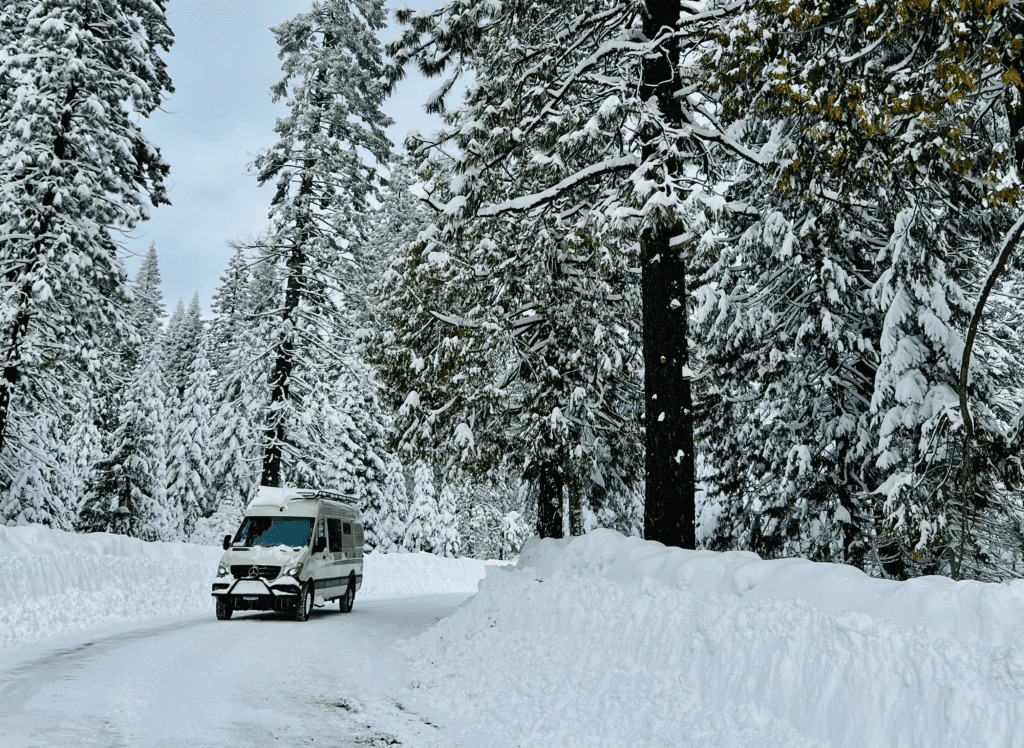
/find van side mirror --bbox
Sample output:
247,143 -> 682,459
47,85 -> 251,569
313,537 -> 327,553
223,534 -> 232,551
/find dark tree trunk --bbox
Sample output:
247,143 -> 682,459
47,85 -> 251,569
568,485 -> 583,536
260,240 -> 305,488
639,0 -> 695,549
259,30 -> 340,489
535,460 -> 564,539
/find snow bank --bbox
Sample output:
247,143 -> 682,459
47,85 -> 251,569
402,529 -> 1024,748
0,525 -> 497,649
518,530 -> 1024,648
0,525 -> 221,649
361,549 -> 505,598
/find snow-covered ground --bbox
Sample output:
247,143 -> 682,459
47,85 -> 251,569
3,524 -> 1023,747
0,524 -> 497,649
402,531 -> 1024,748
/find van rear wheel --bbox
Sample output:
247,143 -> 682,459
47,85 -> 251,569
216,597 -> 233,620
339,578 -> 354,613
295,582 -> 314,622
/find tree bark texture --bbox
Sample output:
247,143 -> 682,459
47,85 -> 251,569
535,460 -> 565,539
639,0 -> 696,549
260,194 -> 309,488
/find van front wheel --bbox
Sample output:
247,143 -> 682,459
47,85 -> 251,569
295,582 -> 314,622
215,597 -> 233,620
339,580 -> 354,614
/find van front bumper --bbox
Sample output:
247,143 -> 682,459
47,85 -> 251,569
212,577 -> 301,611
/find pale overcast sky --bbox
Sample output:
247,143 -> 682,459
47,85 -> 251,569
124,0 -> 442,313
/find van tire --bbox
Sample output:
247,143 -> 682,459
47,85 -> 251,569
295,582 -> 314,622
216,597 -> 233,620
339,578 -> 355,613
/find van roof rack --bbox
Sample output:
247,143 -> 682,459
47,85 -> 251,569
292,489 -> 358,502
250,485 -> 359,510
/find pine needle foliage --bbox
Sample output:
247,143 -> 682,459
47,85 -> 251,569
0,0 -> 173,456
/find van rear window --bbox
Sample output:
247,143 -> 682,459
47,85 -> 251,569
233,517 -> 314,548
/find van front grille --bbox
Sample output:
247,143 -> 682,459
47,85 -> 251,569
231,565 -> 281,580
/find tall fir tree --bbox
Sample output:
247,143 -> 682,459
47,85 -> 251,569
403,460 -> 439,552
698,0 -> 1024,579
206,343 -> 261,529
125,242 -> 166,371
0,409 -> 73,528
436,481 -> 460,558
166,342 -> 213,539
76,350 -> 176,541
161,299 -> 184,395
249,0 -> 393,488
368,455 -> 408,552
208,244 -> 251,378
162,293 -> 204,400
0,0 -> 173,457
383,0 -> 750,545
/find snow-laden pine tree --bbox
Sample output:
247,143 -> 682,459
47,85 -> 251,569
208,244 -> 251,378
325,371 -> 394,536
0,409 -> 73,528
364,157 -> 427,278
161,299 -> 184,395
372,200 -> 645,539
64,394 -> 105,518
125,242 -> 166,371
403,461 -> 439,553
206,345 -> 260,518
248,0 -> 393,488
166,343 -> 213,539
456,472 -> 535,558
369,455 -> 408,552
700,0 -> 1024,579
87,241 -> 167,469
383,0 -> 751,546
76,351 -> 176,541
0,0 -> 173,457
464,502 -> 498,559
436,481 -> 460,557
162,293 -> 204,400
500,510 -> 527,561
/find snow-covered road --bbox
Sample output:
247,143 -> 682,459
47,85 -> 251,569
0,594 -> 477,748
6,525 -> 1024,748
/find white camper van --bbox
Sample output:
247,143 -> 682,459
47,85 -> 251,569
211,487 -> 364,621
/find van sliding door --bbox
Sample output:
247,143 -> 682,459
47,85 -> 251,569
323,518 -> 346,598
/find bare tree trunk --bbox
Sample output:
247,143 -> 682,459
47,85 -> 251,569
568,485 -> 583,536
953,77 -> 1024,579
535,460 -> 564,539
259,240 -> 304,487
954,211 -> 1024,578
639,0 -> 695,549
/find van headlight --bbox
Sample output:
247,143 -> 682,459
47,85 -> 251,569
285,564 -> 303,577
217,565 -> 229,577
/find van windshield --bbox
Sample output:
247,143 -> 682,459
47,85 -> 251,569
233,517 -> 313,548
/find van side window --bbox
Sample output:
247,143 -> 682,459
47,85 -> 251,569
343,522 -> 351,535
327,518 -> 343,552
